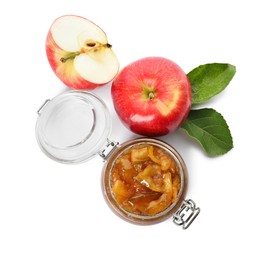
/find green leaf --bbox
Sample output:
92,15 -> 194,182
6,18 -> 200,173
181,108 -> 233,156
188,63 -> 236,104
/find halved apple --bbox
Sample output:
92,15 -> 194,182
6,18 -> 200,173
46,15 -> 119,90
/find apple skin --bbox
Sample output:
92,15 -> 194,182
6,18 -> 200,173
46,15 -> 119,90
111,57 -> 192,136
46,29 -> 99,90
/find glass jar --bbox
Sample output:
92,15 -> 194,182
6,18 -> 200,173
102,138 -> 188,225
36,90 -> 200,228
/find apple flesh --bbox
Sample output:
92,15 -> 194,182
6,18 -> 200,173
111,57 -> 192,136
46,15 -> 119,90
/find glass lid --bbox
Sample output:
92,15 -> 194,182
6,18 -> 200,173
36,90 -> 111,164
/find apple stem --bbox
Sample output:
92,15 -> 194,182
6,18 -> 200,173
60,52 -> 80,63
149,92 -> 155,100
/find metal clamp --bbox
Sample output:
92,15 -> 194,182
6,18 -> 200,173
37,99 -> 51,115
99,139 -> 119,162
173,199 -> 200,229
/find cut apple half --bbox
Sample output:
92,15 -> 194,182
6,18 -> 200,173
46,15 -> 119,90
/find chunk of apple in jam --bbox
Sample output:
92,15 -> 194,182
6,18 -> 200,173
147,172 -> 173,215
131,146 -> 149,162
135,164 -> 164,192
111,180 -> 134,204
148,146 -> 171,171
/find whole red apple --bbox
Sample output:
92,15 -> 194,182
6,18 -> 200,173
111,57 -> 192,136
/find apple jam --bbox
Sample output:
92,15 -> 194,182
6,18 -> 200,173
110,144 -> 181,216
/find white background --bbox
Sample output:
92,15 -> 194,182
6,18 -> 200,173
1,0 -> 270,259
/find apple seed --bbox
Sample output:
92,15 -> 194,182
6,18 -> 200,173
86,42 -> 96,47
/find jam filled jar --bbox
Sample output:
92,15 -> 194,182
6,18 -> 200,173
36,91 -> 200,228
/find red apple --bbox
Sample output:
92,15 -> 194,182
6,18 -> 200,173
111,57 -> 192,136
46,15 -> 119,90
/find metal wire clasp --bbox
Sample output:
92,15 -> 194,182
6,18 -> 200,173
173,199 -> 200,229
99,139 -> 119,162
37,99 -> 51,115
